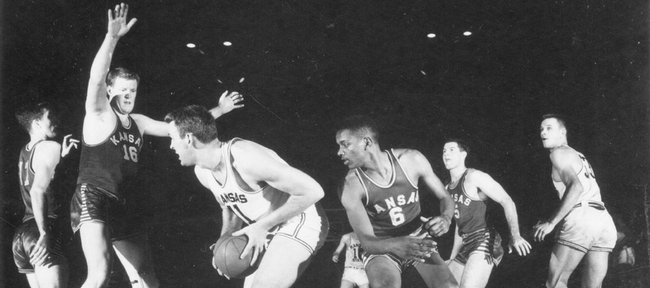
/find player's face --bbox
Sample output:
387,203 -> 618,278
108,77 -> 138,114
168,122 -> 194,166
336,129 -> 367,169
540,118 -> 566,149
36,110 -> 57,138
442,142 -> 465,170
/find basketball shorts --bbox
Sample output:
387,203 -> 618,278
453,227 -> 504,266
12,218 -> 68,273
363,225 -> 440,273
555,201 -> 617,253
70,183 -> 145,241
269,206 -> 329,254
342,267 -> 369,286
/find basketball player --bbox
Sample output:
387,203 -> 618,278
332,232 -> 369,288
165,105 -> 329,288
442,139 -> 531,288
72,4 -> 243,288
534,114 -> 617,288
335,115 -> 457,288
13,102 -> 78,288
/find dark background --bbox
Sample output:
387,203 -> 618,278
1,0 -> 648,287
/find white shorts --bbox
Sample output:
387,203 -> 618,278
342,268 -> 369,286
269,207 -> 329,254
556,201 -> 617,253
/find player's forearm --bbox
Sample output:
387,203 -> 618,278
209,106 -> 226,119
220,208 -> 243,236
501,200 -> 522,238
255,191 -> 322,231
86,35 -> 119,111
89,35 -> 119,85
549,183 -> 582,226
29,188 -> 49,235
439,196 -> 455,221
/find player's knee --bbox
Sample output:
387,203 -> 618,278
368,276 -> 399,288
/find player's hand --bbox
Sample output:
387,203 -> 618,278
391,236 -> 437,263
61,134 -> 79,158
421,216 -> 451,237
217,91 -> 245,114
332,254 -> 339,263
107,3 -> 137,39
508,234 -> 532,256
533,221 -> 556,242
232,223 -> 267,265
29,234 -> 52,267
209,241 -> 231,280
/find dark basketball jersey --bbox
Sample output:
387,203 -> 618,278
18,140 -> 60,222
447,169 -> 487,235
77,114 -> 142,199
355,149 -> 421,237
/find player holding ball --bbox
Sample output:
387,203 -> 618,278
165,105 -> 329,288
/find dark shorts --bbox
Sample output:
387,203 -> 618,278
70,183 -> 145,241
363,225 -> 440,273
12,218 -> 68,273
454,227 -> 504,266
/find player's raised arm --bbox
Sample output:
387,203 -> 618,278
27,141 -> 62,266
86,3 -> 136,114
470,170 -> 531,256
132,91 -> 244,137
534,148 -> 584,241
404,149 -> 453,237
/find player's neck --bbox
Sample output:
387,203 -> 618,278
27,133 -> 47,150
449,166 -> 467,182
549,142 -> 569,153
196,140 -> 224,170
364,150 -> 391,179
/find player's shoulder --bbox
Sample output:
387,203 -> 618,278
34,140 -> 61,155
549,146 -> 580,164
341,170 -> 364,200
392,148 -> 426,162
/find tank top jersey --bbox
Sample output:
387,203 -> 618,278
195,138 -> 320,225
77,114 -> 142,199
552,150 -> 602,203
18,140 -> 60,222
344,234 -> 364,269
447,169 -> 487,235
355,149 -> 421,238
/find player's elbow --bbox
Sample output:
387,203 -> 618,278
309,186 -> 324,203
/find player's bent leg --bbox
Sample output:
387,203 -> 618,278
34,260 -> 69,288
448,260 -> 465,286
340,279 -> 355,288
580,251 -> 609,288
79,222 -> 112,288
546,244 -> 585,288
457,253 -> 493,288
25,273 -> 40,288
248,235 -> 313,288
365,256 -> 402,288
112,233 -> 159,288
415,252 -> 458,288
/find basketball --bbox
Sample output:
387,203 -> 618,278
211,235 -> 259,279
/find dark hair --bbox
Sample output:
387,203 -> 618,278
444,138 -> 470,154
106,67 -> 140,87
15,102 -> 56,132
542,113 -> 567,128
335,115 -> 380,143
164,105 -> 219,143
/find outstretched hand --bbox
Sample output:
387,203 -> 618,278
508,235 -> 532,256
107,3 -> 137,39
533,220 -> 556,242
61,134 -> 79,158
231,223 -> 267,266
218,91 -> 245,114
